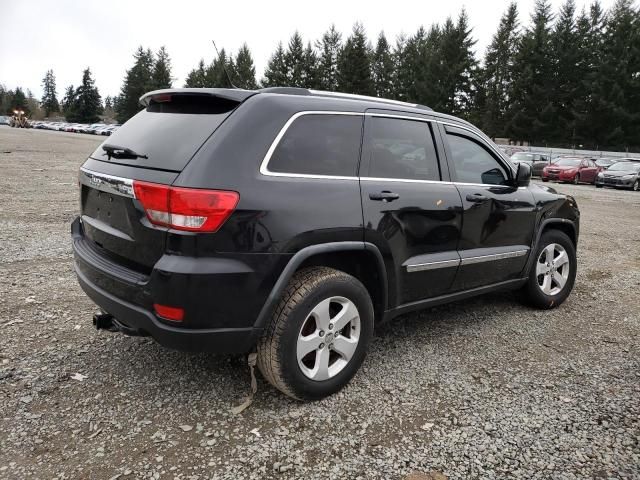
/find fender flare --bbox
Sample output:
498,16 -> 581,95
523,218 -> 577,275
253,241 -> 388,329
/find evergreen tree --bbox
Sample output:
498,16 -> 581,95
392,34 -> 410,101
507,0 -> 555,145
71,68 -> 102,123
372,32 -> 395,98
205,49 -> 235,87
396,25 -> 446,108
234,44 -> 258,89
316,25 -> 342,91
116,46 -> 154,123
151,46 -> 173,90
112,95 -> 122,115
337,23 -> 374,95
62,85 -> 76,118
438,10 -> 478,117
301,42 -> 320,88
262,43 -> 288,87
41,69 -> 60,116
26,89 -> 43,120
591,0 -> 640,149
103,96 -> 115,119
482,3 -> 520,138
0,85 -> 10,115
550,0 -> 582,145
184,59 -> 208,87
284,32 -> 306,87
573,2 -> 607,147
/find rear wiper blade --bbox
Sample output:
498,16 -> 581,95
102,144 -> 148,160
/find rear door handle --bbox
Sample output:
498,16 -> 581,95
369,191 -> 400,202
466,193 -> 488,203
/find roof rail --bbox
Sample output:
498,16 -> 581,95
259,87 -> 432,111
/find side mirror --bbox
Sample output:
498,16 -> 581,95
515,162 -> 531,187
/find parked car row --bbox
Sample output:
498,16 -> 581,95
511,152 -> 640,191
29,121 -> 120,135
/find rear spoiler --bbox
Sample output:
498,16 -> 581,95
139,88 -> 257,107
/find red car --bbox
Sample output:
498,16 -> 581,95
542,157 -> 601,184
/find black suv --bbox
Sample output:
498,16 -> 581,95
72,88 -> 580,400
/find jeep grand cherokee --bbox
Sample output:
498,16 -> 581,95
72,88 -> 580,400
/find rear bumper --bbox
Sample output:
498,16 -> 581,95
75,265 -> 260,353
71,217 -> 286,353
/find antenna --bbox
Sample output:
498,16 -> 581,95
211,40 -> 236,89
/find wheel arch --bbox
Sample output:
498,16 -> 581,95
253,242 -> 388,330
523,218 -> 577,276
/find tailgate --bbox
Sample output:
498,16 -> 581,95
79,168 -> 173,270
78,91 -> 247,271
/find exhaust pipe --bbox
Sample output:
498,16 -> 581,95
93,312 -> 117,331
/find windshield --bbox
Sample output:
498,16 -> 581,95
511,153 -> 534,161
554,159 -> 581,167
89,94 -> 239,171
608,162 -> 640,172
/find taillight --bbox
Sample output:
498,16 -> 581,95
153,303 -> 184,322
132,181 -> 239,232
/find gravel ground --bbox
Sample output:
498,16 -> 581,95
0,127 -> 639,480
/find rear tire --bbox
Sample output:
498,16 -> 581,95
596,184 -> 603,188
257,267 -> 374,401
518,230 -> 576,309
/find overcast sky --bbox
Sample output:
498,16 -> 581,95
0,0 -> 618,100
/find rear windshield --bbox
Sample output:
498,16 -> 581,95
89,94 -> 238,172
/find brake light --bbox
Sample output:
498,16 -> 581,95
151,93 -> 172,103
133,181 -> 239,232
154,303 -> 184,322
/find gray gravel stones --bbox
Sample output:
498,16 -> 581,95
0,128 -> 638,479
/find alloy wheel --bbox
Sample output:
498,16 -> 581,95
296,296 -> 361,381
536,243 -> 570,296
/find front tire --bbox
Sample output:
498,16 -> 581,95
572,174 -> 580,185
257,267 -> 374,401
633,180 -> 639,191
518,230 -> 576,309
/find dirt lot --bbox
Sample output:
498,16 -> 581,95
0,127 -> 638,480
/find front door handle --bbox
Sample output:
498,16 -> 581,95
466,193 -> 488,203
369,191 -> 400,202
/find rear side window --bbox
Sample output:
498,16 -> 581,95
367,117 -> 440,181
268,114 -> 363,176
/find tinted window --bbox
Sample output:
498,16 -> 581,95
555,158 -> 581,167
89,95 -> 239,171
368,117 -> 440,181
447,134 -> 509,185
269,114 -> 362,176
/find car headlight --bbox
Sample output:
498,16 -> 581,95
622,174 -> 634,180
597,172 -> 604,178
